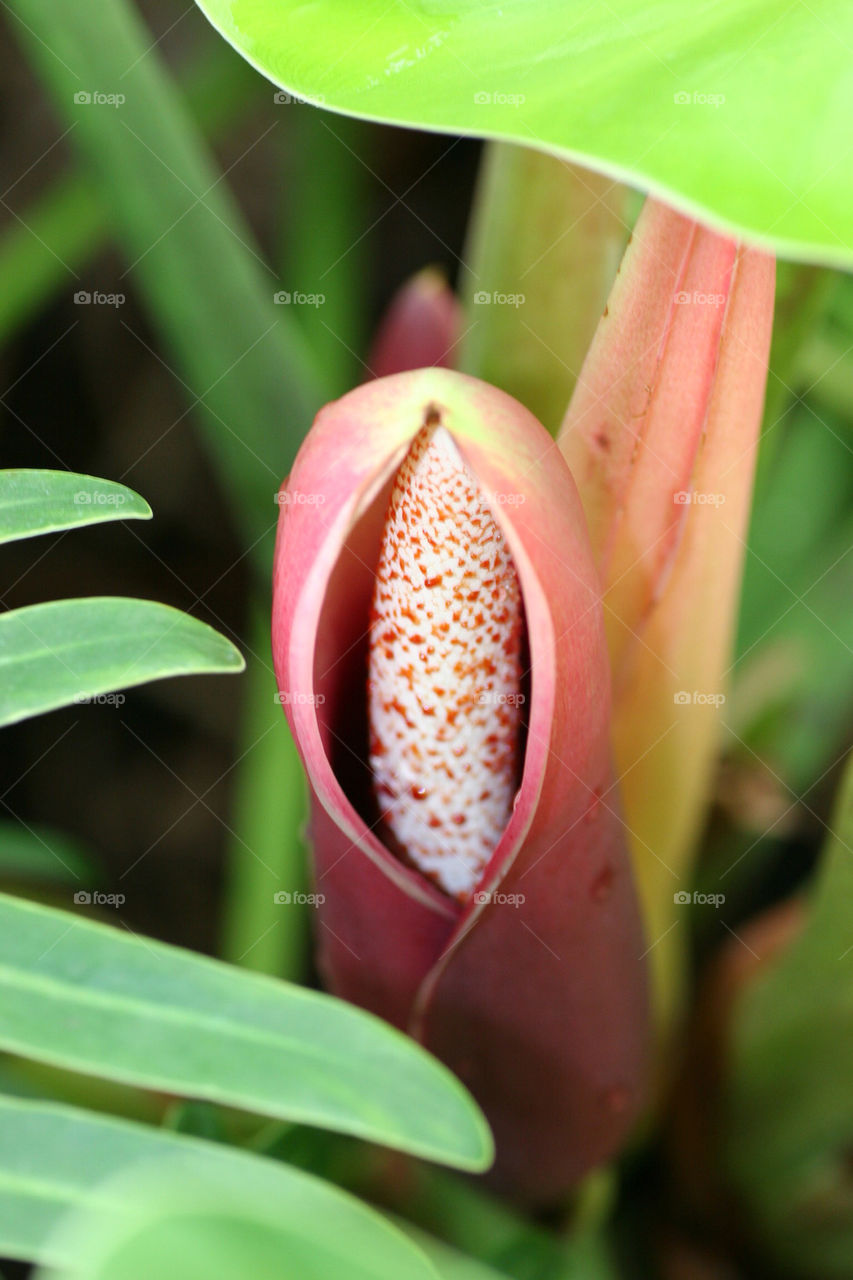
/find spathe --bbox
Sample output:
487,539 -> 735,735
273,368 -> 649,1201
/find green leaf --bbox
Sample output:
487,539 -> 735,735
0,893 -> 492,1171
397,1225 -> 505,1280
725,755 -> 853,1276
0,37 -> 265,348
0,598 -> 245,728
0,471 -> 150,544
0,1097 -> 437,1278
194,0 -> 853,267
8,0 -> 328,556
0,821 -> 94,885
282,109 -> 370,398
733,408 -> 853,790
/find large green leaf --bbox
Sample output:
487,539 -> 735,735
0,471 -> 150,544
194,0 -> 853,267
0,598 -> 244,728
0,893 -> 492,1171
0,1097 -> 436,1278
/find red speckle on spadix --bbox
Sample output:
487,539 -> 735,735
368,423 -> 523,899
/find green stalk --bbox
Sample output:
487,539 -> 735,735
254,1122 -> 619,1280
280,109 -> 369,397
395,1168 -> 618,1280
459,142 -> 628,434
220,609 -> 309,979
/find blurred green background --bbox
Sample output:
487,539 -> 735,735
1,2 -> 852,1277
0,0 -> 479,956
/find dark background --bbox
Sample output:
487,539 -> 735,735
0,0 -> 479,953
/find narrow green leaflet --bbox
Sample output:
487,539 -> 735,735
194,0 -> 853,267
0,822 -> 94,885
0,1097 -> 437,1279
0,894 -> 492,1171
725,755 -> 853,1277
0,598 -> 244,728
0,471 -> 150,544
